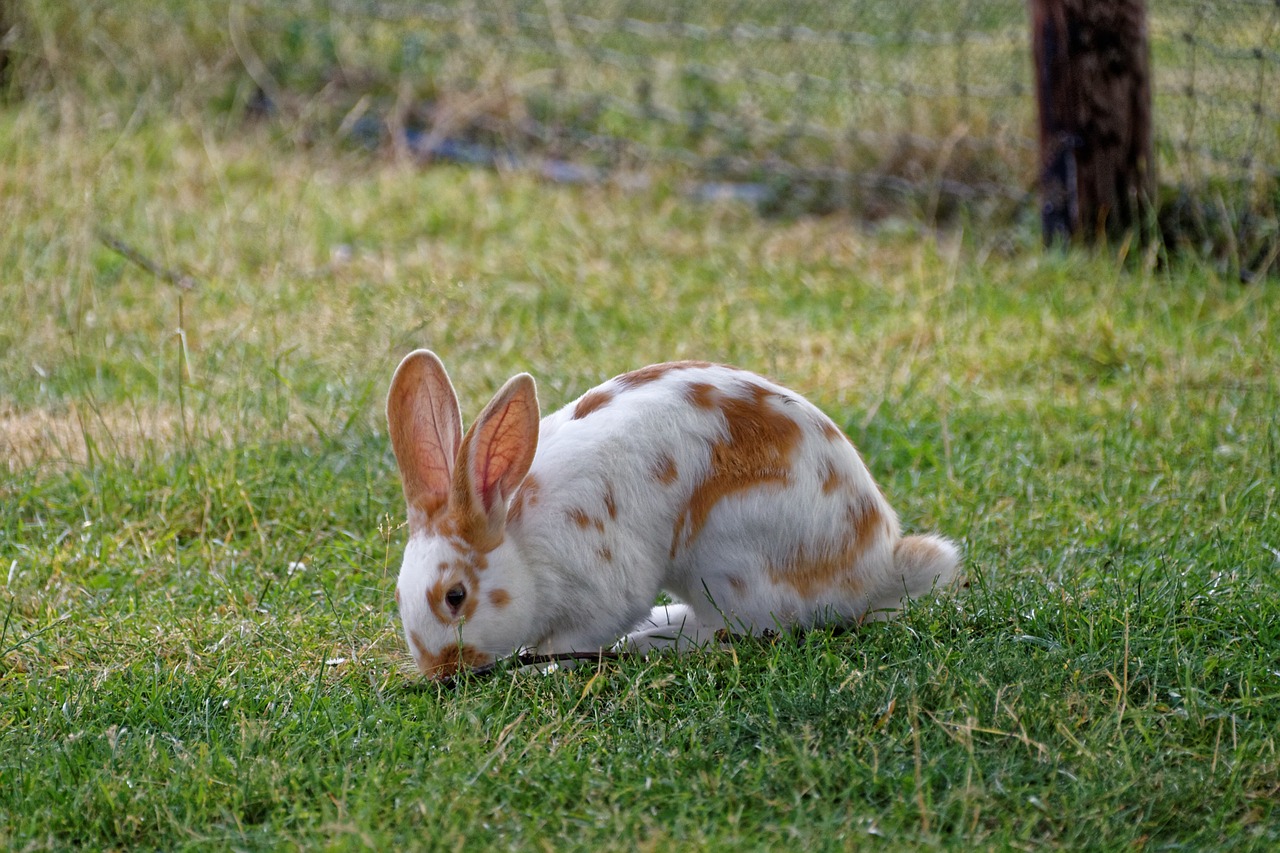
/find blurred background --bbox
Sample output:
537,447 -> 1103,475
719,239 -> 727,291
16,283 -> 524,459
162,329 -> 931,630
4,0 -> 1277,261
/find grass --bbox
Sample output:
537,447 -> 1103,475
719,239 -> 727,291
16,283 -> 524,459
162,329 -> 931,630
3,3 -> 1280,850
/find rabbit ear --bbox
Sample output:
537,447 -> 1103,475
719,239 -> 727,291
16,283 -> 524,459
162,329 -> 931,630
387,350 -> 463,527
454,373 -> 539,530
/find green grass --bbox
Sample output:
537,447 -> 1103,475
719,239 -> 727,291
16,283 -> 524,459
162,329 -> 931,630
3,3 -> 1280,850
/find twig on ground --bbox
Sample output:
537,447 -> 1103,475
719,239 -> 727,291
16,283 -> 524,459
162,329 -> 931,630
439,650 -> 628,689
96,230 -> 199,291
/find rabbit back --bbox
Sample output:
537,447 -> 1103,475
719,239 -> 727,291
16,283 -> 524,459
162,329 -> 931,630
511,361 -> 922,644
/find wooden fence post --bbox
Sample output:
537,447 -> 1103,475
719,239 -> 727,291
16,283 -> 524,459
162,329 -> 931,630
1029,0 -> 1155,245
0,1 -> 12,91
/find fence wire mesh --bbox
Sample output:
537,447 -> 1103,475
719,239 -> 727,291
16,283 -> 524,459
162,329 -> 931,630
97,2 -> 1280,256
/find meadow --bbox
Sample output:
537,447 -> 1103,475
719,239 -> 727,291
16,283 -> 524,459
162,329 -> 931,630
2,2 -> 1279,849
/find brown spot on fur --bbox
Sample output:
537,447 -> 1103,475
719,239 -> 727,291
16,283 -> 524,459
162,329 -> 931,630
435,551 -> 487,575
572,388 -> 615,420
567,508 -> 605,532
686,382 -> 717,409
597,546 -> 613,563
507,474 -> 541,524
405,501 -> 448,536
652,453 -> 679,485
412,637 -> 490,679
615,361 -> 714,389
821,459 -> 848,495
409,630 -> 430,661
671,382 -> 802,557
433,507 -> 503,553
488,588 -> 511,609
820,420 -> 846,443
408,496 -> 448,528
603,483 -> 618,519
849,497 -> 892,542
727,575 -> 747,593
767,497 -> 888,597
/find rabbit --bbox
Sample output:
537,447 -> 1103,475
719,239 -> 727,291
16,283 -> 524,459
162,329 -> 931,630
387,350 -> 960,679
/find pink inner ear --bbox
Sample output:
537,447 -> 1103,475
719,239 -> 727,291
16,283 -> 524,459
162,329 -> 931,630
477,431 -> 523,512
387,351 -> 462,520
474,403 -> 532,513
469,375 -> 539,516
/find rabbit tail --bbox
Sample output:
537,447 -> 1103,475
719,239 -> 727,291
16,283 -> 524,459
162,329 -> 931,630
864,534 -> 961,620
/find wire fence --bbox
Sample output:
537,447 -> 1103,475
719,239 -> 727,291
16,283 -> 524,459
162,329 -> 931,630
241,1 -> 1278,259
1148,1 -> 1279,268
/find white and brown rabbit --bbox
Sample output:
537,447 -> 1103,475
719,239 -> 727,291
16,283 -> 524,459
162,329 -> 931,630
387,350 -> 960,678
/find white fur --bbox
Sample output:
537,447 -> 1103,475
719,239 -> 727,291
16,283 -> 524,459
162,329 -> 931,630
388,353 -> 960,676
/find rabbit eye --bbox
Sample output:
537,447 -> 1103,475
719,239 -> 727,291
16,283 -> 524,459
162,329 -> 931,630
445,584 -> 467,612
